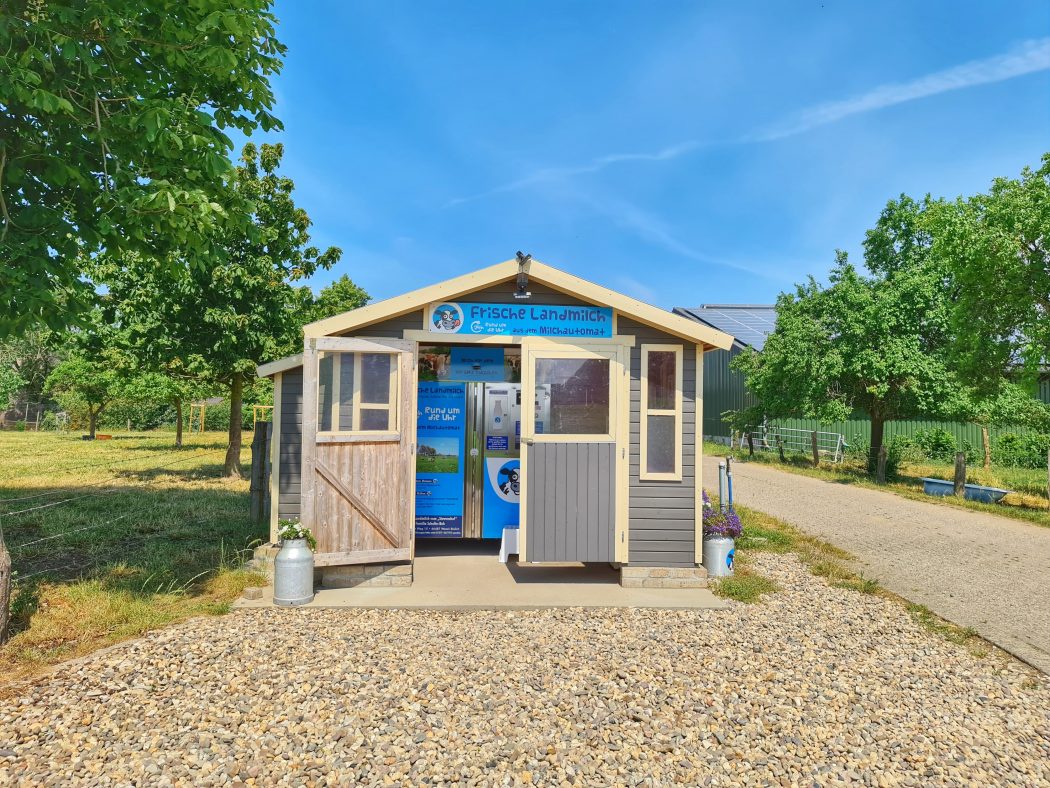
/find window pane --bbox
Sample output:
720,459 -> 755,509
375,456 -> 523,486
647,351 -> 676,411
647,414 -> 676,473
360,408 -> 389,431
337,352 -> 355,431
361,353 -> 392,404
317,353 -> 334,431
535,358 -> 610,434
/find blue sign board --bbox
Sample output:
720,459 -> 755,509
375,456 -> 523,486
486,435 -> 509,452
482,458 -> 520,538
450,347 -> 506,382
415,382 -> 466,537
428,302 -> 613,338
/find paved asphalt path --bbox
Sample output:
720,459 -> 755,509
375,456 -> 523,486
704,455 -> 1050,674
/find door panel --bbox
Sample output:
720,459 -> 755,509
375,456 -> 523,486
301,337 -> 416,567
520,341 -> 628,563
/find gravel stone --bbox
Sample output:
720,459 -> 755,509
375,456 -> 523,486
1,553 -> 1048,785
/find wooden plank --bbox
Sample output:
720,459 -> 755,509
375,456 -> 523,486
300,341 -> 318,538
314,336 -> 414,352
315,458 -> 400,547
314,548 -> 411,567
315,432 -> 400,444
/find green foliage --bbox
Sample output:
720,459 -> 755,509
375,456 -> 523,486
0,1 -> 287,336
310,275 -> 370,323
0,365 -> 23,410
44,352 -> 122,434
713,572 -> 778,603
993,432 -> 1050,469
912,427 -> 959,463
733,218 -> 964,474
39,411 -> 64,431
98,142 -> 338,474
0,329 -> 55,405
935,154 -> 1050,388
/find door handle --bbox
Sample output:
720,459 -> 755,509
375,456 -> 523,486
524,438 -> 535,445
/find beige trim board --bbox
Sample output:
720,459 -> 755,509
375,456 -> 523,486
257,353 -> 303,378
694,345 -> 705,565
269,372 -> 282,543
639,344 -> 684,482
303,259 -> 733,350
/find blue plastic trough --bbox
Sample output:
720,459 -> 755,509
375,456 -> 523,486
920,477 -> 1012,504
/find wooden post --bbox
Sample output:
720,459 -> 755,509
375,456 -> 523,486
982,425 -> 991,470
954,452 -> 966,497
0,523 -> 10,644
876,445 -> 887,484
249,426 -> 267,525
777,435 -> 785,462
746,432 -> 754,457
811,430 -> 819,467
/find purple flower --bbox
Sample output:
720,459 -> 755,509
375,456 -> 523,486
702,489 -> 742,539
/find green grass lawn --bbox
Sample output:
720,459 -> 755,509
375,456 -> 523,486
704,440 -> 1050,529
416,454 -> 459,473
0,431 -> 267,683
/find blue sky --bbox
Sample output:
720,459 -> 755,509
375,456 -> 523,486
252,1 -> 1050,309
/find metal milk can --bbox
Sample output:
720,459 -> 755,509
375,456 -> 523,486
703,535 -> 736,578
273,538 -> 314,606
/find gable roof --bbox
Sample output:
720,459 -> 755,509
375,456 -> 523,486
305,258 -> 734,350
672,304 -> 776,350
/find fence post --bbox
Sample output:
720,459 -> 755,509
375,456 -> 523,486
0,523 -> 10,644
954,452 -> 966,497
876,445 -> 887,484
811,430 -> 819,467
777,435 -> 785,463
249,427 -> 267,525
746,432 -> 754,457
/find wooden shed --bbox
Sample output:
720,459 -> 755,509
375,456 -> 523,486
257,258 -> 733,589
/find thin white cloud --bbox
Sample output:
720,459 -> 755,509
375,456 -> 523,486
445,37 -> 1050,205
755,37 -> 1050,141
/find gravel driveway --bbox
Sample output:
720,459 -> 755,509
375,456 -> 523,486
705,455 -> 1050,675
2,554 -> 1048,786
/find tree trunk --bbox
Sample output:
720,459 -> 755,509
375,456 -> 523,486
982,425 -> 991,470
0,524 -> 11,644
88,407 -> 98,439
225,375 -> 244,479
175,397 -> 184,448
869,413 -> 886,477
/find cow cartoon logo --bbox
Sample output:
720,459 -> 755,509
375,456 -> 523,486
431,303 -> 463,333
486,459 -> 520,503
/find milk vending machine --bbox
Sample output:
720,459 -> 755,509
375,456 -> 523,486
463,383 -> 522,538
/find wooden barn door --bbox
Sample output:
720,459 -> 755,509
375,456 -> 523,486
301,337 -> 416,566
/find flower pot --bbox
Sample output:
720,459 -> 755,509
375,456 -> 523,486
273,538 -> 314,606
703,535 -> 735,578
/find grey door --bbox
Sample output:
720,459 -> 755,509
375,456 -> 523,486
520,344 -> 627,562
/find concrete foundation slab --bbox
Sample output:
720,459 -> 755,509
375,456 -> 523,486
236,540 -> 727,611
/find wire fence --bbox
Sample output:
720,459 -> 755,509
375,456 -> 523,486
735,425 -> 847,463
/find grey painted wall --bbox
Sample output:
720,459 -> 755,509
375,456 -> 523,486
526,442 -> 615,562
277,368 -> 303,522
619,317 -> 698,568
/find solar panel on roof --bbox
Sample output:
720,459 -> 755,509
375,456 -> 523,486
672,305 -> 776,350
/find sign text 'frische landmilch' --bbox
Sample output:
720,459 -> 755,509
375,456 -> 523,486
427,302 -> 613,338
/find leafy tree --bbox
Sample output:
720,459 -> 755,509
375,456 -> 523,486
310,274 -> 370,322
733,241 -> 964,473
935,154 -> 1050,389
0,328 -> 55,405
45,352 -> 122,438
0,0 -> 286,335
961,382 -> 1050,468
102,143 -> 340,477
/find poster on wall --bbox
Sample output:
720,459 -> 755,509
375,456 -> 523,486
415,382 -> 466,537
482,457 -> 520,539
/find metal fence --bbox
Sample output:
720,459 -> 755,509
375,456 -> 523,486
735,425 -> 846,463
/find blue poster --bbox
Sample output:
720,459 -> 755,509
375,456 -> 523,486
482,457 -> 520,538
450,347 -> 505,382
415,382 -> 466,537
428,302 -> 613,338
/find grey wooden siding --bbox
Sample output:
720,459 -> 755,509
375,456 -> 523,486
619,317 -> 698,567
526,442 -> 615,562
278,368 -> 303,521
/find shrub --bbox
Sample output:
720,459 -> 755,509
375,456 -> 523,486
39,411 -> 64,431
993,432 -> 1050,469
912,427 -> 958,463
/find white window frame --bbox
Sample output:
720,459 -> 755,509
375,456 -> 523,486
316,349 -> 400,442
639,343 -> 683,481
527,347 -> 620,443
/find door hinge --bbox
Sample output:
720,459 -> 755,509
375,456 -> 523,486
621,532 -> 624,542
